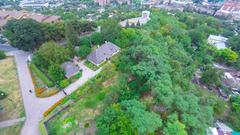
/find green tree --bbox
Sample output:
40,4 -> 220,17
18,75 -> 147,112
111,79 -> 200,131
41,22 -> 65,41
0,50 -> 6,60
216,48 -> 238,64
228,96 -> 240,131
101,19 -> 121,42
201,66 -> 223,87
48,64 -> 65,83
65,20 -> 80,47
164,113 -> 188,135
227,35 -> 240,53
3,19 -> 44,51
76,45 -> 91,58
121,100 -> 162,134
67,42 -> 75,58
90,32 -> 103,45
96,105 -> 135,135
36,41 -> 70,66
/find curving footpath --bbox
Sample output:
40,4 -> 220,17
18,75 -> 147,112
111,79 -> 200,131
4,50 -> 101,135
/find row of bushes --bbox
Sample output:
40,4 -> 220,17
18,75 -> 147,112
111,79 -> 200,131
39,120 -> 48,135
29,64 -> 54,87
84,61 -> 99,71
36,88 -> 59,98
43,98 -> 64,117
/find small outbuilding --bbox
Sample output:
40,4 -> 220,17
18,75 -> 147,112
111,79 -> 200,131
86,41 -> 120,66
207,35 -> 228,50
61,61 -> 80,79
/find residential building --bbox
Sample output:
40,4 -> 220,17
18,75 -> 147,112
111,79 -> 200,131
0,10 -> 61,29
119,10 -> 151,27
215,0 -> 240,20
87,41 -> 120,66
19,2 -> 50,8
95,0 -> 110,6
95,0 -> 131,6
207,35 -> 228,49
61,62 -> 80,79
25,14 -> 60,23
170,0 -> 193,5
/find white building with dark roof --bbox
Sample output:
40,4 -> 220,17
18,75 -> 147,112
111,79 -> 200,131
119,11 -> 151,27
87,42 -> 120,66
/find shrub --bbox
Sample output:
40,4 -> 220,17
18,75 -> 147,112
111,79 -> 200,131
96,93 -> 106,101
0,51 -> 6,60
35,88 -> 45,97
30,64 -> 54,87
84,99 -> 97,108
84,60 -> 99,71
215,48 -> 238,64
59,79 -> 70,88
43,98 -> 64,117
38,89 -> 59,98
0,91 -> 7,100
69,72 -> 82,82
84,123 -> 90,128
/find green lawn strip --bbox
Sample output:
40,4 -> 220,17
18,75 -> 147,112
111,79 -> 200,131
39,119 -> 48,135
0,57 -> 25,121
29,64 -> 54,87
69,72 -> 82,83
84,61 -> 99,71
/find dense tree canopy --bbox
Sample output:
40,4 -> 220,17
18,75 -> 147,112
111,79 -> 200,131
34,41 -> 70,67
3,19 -> 45,51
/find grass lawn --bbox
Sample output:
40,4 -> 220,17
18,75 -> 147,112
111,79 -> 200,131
0,57 -> 25,121
0,122 -> 23,135
46,63 -> 117,135
84,61 -> 100,71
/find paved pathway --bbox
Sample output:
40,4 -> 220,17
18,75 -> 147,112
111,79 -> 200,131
0,44 -> 18,51
65,60 -> 102,94
3,50 -> 101,135
0,117 -> 25,128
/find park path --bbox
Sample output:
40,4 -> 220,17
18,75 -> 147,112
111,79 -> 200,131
0,117 -> 25,128
3,50 -> 101,135
64,60 -> 102,94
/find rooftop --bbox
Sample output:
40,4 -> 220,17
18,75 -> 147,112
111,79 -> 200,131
87,42 -> 120,65
61,62 -> 80,79
207,35 -> 228,49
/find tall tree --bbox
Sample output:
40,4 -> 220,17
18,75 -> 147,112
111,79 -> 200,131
3,19 -> 45,51
36,41 -> 70,66
96,106 -> 135,135
48,64 -> 65,83
101,19 -> 121,42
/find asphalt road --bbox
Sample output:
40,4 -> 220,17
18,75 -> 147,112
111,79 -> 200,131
0,44 -> 18,51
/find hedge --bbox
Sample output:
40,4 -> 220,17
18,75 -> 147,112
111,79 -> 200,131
39,120 -> 48,135
29,64 -> 54,87
43,98 -> 64,117
36,89 -> 59,98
